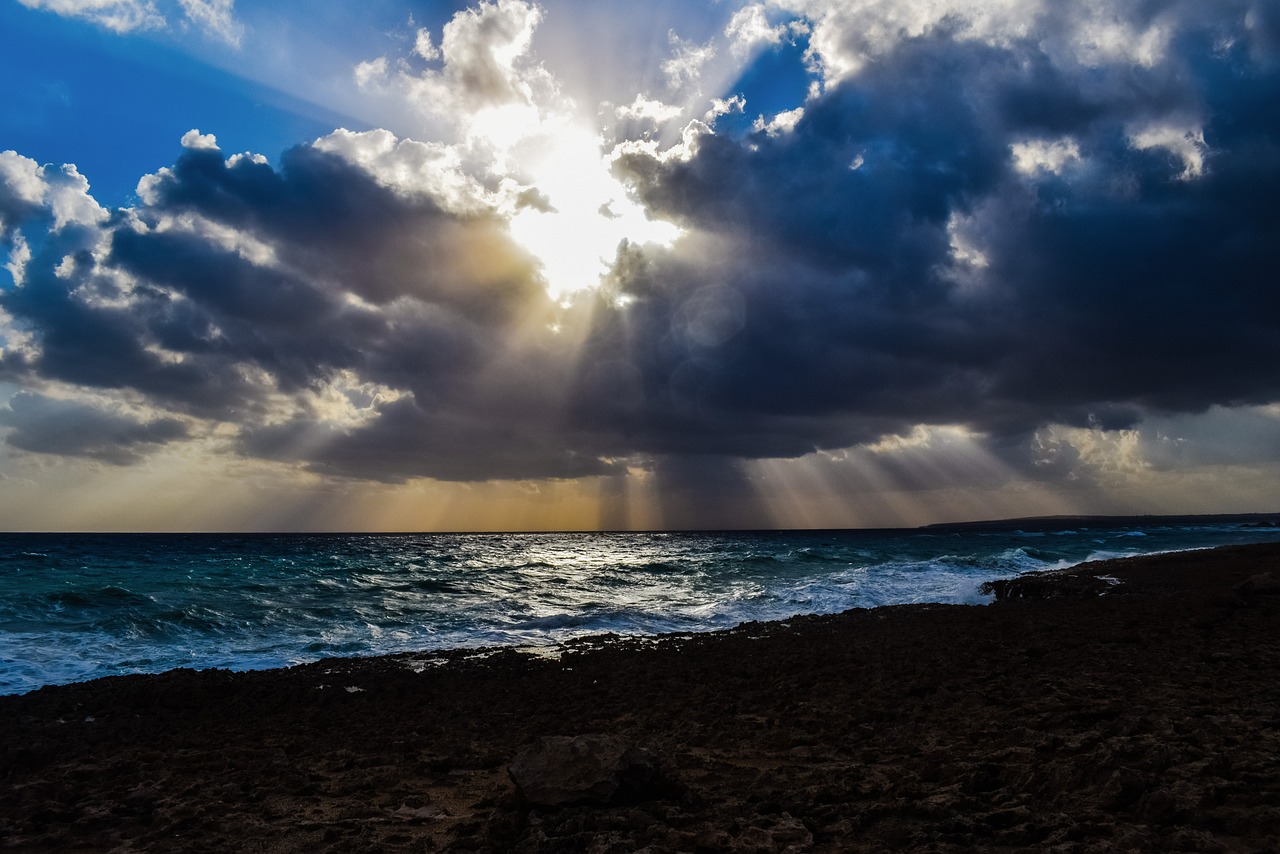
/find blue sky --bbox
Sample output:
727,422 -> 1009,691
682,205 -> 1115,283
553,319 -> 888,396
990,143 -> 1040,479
0,1 -> 810,204
1,0 -> 1279,531
0,3 -> 363,206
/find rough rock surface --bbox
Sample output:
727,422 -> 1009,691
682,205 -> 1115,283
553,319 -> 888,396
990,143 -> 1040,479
2,542 -> 1279,852
507,735 -> 669,806
980,569 -> 1117,600
1236,571 -> 1280,596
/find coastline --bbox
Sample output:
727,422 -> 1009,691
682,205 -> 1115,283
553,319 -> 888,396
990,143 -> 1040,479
7,524 -> 1277,696
3,541 -> 1279,851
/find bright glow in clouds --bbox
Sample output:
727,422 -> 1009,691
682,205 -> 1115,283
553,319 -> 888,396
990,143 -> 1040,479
506,124 -> 679,298
347,0 -> 681,298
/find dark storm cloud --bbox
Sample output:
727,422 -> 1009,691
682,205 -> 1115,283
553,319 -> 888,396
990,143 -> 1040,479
0,186 -> 40,241
606,14 -> 1280,457
975,44 -> 1280,416
135,146 -> 541,316
3,3 -> 1280,484
0,144 -> 581,476
3,145 -> 555,419
3,225 -> 285,415
0,391 -> 187,465
565,241 -> 978,459
239,395 -> 619,484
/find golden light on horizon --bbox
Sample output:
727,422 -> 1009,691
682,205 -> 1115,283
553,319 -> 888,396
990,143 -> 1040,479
747,426 -> 1079,530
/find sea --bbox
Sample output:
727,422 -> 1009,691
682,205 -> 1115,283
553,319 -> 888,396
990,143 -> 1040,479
2,522 -> 1277,695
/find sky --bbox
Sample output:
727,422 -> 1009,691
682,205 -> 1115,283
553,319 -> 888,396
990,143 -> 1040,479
1,0 -> 1279,532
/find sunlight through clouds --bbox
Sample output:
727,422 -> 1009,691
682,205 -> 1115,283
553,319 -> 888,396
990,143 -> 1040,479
505,124 -> 680,298
1,0 -> 1279,529
344,0 -> 682,298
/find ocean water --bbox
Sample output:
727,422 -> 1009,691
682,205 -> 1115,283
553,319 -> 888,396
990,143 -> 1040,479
1,524 -> 1276,695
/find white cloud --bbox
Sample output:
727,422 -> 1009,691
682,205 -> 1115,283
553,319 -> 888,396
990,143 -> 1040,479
1067,9 -> 1171,69
176,0 -> 242,45
4,232 -> 32,286
135,168 -> 171,206
1033,423 -> 1149,482
865,424 -> 975,455
1010,137 -> 1083,176
1129,122 -> 1209,179
224,152 -> 267,168
19,0 -> 243,43
17,0 -> 164,34
150,209 -> 279,269
353,56 -> 389,88
0,150 -> 107,232
616,94 -> 683,123
766,0 -> 1196,86
180,128 -> 219,150
0,151 -> 48,211
768,0 -> 1033,83
434,0 -> 545,106
413,28 -> 441,62
342,0 -> 683,299
364,0 -> 561,155
725,3 -> 789,55
753,106 -> 804,135
43,165 -> 107,230
304,371 -> 408,430
705,94 -> 746,123
312,128 -> 487,214
662,31 -> 716,94
613,119 -> 713,165
945,211 -> 989,278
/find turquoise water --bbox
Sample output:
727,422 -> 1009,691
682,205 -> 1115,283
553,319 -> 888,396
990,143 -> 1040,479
1,524 -> 1275,694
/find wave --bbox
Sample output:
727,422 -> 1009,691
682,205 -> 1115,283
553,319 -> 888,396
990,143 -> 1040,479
1,525 -> 1276,695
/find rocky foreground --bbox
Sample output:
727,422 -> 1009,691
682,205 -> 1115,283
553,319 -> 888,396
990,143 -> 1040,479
3,542 -> 1280,852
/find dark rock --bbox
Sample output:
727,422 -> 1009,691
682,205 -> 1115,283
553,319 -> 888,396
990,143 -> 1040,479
1101,768 -> 1149,810
982,571 -> 1116,601
735,813 -> 814,852
965,763 -> 1005,794
1234,572 -> 1280,596
984,805 -> 1032,829
507,734 -> 673,807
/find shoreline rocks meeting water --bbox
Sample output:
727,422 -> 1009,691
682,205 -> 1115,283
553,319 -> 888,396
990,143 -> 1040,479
3,542 -> 1280,851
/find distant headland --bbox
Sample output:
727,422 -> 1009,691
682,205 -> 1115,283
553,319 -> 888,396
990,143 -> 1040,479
924,512 -> 1280,532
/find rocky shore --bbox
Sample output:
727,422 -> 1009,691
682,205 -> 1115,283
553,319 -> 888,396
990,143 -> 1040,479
3,542 -> 1279,852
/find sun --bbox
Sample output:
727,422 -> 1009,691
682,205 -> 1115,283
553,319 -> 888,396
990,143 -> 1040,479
504,121 -> 679,300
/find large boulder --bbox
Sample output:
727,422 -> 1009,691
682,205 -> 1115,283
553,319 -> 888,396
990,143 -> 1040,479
982,571 -> 1116,601
1235,572 -> 1280,596
507,734 -> 672,806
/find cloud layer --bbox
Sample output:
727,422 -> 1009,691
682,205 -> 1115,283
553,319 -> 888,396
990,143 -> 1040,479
2,0 -> 1279,503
